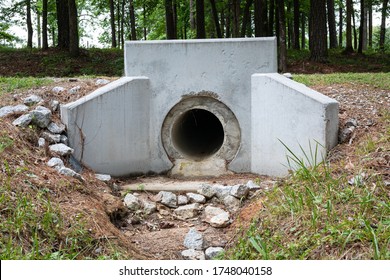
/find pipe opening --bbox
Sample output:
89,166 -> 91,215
172,109 -> 224,160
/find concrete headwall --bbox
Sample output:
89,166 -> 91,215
251,73 -> 339,176
125,38 -> 278,172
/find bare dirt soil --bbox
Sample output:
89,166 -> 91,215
1,77 -> 389,259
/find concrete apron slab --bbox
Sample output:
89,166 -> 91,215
121,181 -> 205,193
60,38 -> 339,178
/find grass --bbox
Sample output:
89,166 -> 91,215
224,154 -> 389,259
294,72 -> 390,90
0,77 -> 54,96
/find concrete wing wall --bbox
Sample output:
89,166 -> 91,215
251,73 -> 339,176
61,77 -> 151,177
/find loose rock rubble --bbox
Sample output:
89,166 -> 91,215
120,181 -> 262,259
0,80 -> 115,184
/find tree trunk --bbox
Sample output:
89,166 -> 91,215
345,0 -> 353,52
255,0 -> 267,37
327,0 -> 338,48
363,4 -> 368,50
277,0 -> 287,72
232,0 -> 240,37
268,0 -> 275,36
358,0 -> 365,53
130,0 -> 137,40
368,2 -> 373,48
109,0 -> 116,48
226,4 -> 231,38
42,0 -> 48,49
196,0 -> 206,38
37,10 -> 41,48
287,1 -> 292,49
56,0 -> 69,49
309,0 -> 328,62
121,0 -> 125,47
301,12 -> 305,49
242,0 -> 253,37
68,0 -> 79,56
117,0 -> 120,47
379,0 -> 389,51
26,0 -> 33,48
293,0 -> 299,49
210,0 -> 222,38
165,0 -> 176,39
352,6 -> 358,50
339,4 -> 343,47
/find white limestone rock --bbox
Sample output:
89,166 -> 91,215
184,228 -> 204,250
31,106 -> 52,128
68,86 -> 81,94
49,143 -> 74,156
60,135 -> 68,145
186,193 -> 206,204
12,113 -> 32,127
95,79 -> 110,85
204,206 -> 230,227
95,174 -> 111,182
197,183 -> 217,198
177,195 -> 189,205
38,137 -> 46,147
23,95 -> 43,106
47,157 -> 64,169
181,249 -> 205,260
47,122 -> 66,134
174,203 -> 200,220
124,193 -> 142,211
205,247 -> 225,260
49,100 -> 60,112
52,86 -> 65,93
0,105 -> 29,118
58,167 -> 83,181
42,131 -> 61,144
230,184 -> 249,199
210,212 -> 230,228
156,191 -> 177,208
223,195 -> 241,213
246,180 -> 261,190
142,200 -> 157,215
213,184 -> 233,200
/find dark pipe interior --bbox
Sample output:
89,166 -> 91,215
172,109 -> 224,160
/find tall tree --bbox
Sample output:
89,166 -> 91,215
368,1 -> 373,47
301,12 -> 306,49
309,0 -> 328,62
42,0 -> 48,49
109,0 -> 116,48
339,3 -> 343,46
56,0 -> 69,49
277,0 -> 287,72
327,0 -> 338,48
268,0 -> 275,36
210,0 -> 222,38
129,0 -> 137,40
241,0 -> 253,37
358,0 -> 365,53
379,0 -> 389,51
232,0 -> 240,37
165,0 -> 176,39
345,0 -> 354,52
68,0 -> 79,56
196,0 -> 206,38
254,0 -> 266,37
26,0 -> 33,48
293,0 -> 300,49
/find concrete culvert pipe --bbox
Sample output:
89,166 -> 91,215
161,95 -> 241,165
172,109 -> 224,160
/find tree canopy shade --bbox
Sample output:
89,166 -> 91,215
0,0 -> 389,58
